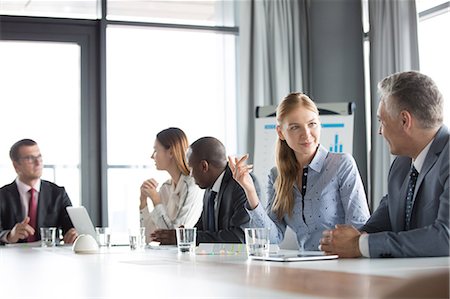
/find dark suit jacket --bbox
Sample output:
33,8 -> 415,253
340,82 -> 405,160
363,125 -> 449,257
195,166 -> 250,243
0,180 -> 74,244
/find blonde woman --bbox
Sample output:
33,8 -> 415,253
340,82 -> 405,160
229,93 -> 370,251
140,127 -> 203,242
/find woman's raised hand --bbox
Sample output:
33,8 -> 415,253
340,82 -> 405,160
228,154 -> 260,209
140,178 -> 161,206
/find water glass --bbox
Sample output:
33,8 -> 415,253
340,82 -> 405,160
129,227 -> 146,250
175,227 -> 197,254
56,228 -> 63,245
96,227 -> 111,247
40,227 -> 57,247
244,228 -> 270,257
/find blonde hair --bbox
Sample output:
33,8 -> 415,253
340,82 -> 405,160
156,127 -> 190,176
273,93 -> 319,218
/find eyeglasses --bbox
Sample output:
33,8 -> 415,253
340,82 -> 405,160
18,155 -> 43,164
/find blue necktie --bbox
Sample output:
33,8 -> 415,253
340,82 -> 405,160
405,166 -> 418,230
207,190 -> 217,232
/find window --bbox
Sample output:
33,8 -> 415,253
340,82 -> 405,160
0,40 -> 82,207
107,0 -> 235,26
1,1 -> 239,229
362,0 -> 371,168
0,0 -> 98,19
106,25 -> 237,232
417,0 -> 450,127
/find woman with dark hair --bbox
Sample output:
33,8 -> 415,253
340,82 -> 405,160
139,127 -> 203,242
229,93 -> 370,251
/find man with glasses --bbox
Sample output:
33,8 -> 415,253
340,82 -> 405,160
0,139 -> 78,244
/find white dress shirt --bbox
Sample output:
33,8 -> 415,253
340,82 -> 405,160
15,177 -> 41,217
140,174 -> 203,242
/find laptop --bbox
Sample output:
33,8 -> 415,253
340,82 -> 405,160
66,206 -> 97,238
249,251 -> 338,262
67,206 -> 130,246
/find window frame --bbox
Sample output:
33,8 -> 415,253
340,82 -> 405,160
0,15 -> 103,224
0,1 -> 239,227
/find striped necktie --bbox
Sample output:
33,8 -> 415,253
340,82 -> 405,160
405,166 -> 418,230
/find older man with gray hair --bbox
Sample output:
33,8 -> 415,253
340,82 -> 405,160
320,71 -> 449,258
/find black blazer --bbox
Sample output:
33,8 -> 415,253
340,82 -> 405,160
0,180 -> 74,244
195,166 -> 250,243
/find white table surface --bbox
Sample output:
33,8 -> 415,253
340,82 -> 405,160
0,244 -> 448,299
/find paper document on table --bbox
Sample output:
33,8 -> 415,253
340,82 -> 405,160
196,243 -> 280,255
5,241 -> 41,248
249,251 -> 338,262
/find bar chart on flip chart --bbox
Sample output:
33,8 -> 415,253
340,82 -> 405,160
320,115 -> 353,154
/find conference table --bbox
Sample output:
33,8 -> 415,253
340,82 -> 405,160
0,243 -> 448,298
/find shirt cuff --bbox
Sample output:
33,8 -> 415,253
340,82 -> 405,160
0,231 -> 11,243
152,204 -> 165,218
244,201 -> 259,211
358,233 -> 370,257
140,207 -> 150,220
245,202 -> 268,227
245,201 -> 265,217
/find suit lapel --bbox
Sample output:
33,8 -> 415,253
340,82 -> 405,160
414,151 -> 437,198
215,166 -> 232,228
202,188 -> 211,231
412,126 -> 448,206
37,181 -> 47,232
7,182 -> 25,224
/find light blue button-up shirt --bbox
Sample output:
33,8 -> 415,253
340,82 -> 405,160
247,145 -> 370,251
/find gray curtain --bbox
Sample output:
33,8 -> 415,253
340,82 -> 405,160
238,0 -> 309,158
369,0 -> 420,209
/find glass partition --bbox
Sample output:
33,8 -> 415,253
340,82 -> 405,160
106,25 -> 237,232
417,3 -> 450,127
0,40 -> 82,207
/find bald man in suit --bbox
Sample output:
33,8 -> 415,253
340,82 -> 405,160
152,137 -> 254,244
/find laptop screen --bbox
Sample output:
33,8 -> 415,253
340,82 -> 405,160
66,206 -> 97,238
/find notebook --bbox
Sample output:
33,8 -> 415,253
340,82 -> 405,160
249,251 -> 338,262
